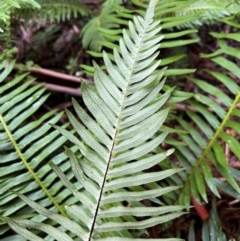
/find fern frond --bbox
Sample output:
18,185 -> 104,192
169,29 -> 240,206
173,0 -> 240,28
0,58 -> 81,238
133,0 -> 240,28
4,1 -> 188,240
81,0 -> 197,81
13,0 -> 91,24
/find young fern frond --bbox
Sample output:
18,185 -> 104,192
2,1 -> 188,240
168,29 -> 240,206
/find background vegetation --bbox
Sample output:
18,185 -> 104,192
1,0 -> 240,240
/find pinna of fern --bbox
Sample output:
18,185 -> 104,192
1,0 -> 188,240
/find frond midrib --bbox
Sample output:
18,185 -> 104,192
0,114 -> 67,217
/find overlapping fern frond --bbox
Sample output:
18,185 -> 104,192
1,1 -> 188,240
164,0 -> 240,28
81,0 -> 240,63
14,0 -> 91,23
165,26 -> 240,207
0,54 -> 82,239
81,0 -> 197,83
140,0 -> 240,28
81,0 -> 240,54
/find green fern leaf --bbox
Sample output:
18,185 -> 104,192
3,0 -> 188,240
13,0 -> 91,24
170,31 -> 240,206
0,57 -> 82,238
